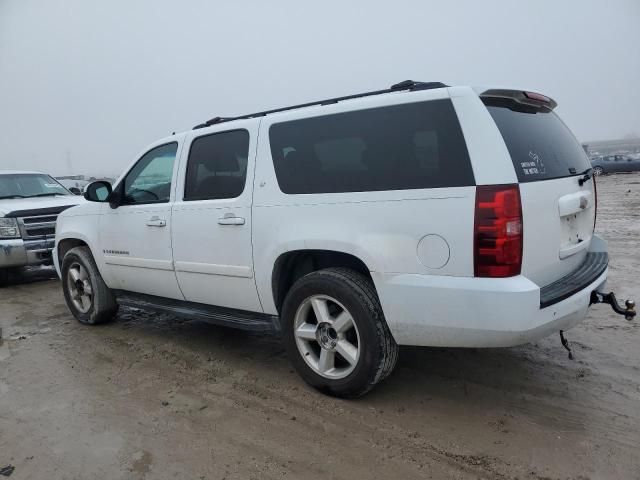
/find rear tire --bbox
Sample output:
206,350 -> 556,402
593,166 -> 604,176
61,246 -> 118,324
281,267 -> 399,398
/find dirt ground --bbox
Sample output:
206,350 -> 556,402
1,174 -> 639,480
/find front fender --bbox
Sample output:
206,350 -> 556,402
54,213 -> 101,278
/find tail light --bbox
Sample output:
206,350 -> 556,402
474,184 -> 523,277
593,175 -> 598,231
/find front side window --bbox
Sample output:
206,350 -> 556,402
123,143 -> 178,204
0,174 -> 71,199
184,130 -> 249,201
268,99 -> 474,194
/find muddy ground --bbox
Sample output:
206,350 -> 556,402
1,174 -> 639,480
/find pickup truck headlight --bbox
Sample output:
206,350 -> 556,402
0,218 -> 21,239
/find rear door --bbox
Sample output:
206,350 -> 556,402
171,122 -> 262,312
613,155 -> 626,172
601,156 -> 613,172
483,96 -> 595,286
618,155 -> 636,172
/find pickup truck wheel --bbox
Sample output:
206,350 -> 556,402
61,246 -> 118,325
281,267 -> 399,398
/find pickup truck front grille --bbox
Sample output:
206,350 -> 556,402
17,214 -> 58,239
22,215 -> 58,224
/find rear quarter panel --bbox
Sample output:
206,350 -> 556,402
252,89 -> 481,317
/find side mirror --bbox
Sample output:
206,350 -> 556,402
84,181 -> 112,202
69,187 -> 82,195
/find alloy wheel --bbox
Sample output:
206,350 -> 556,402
67,262 -> 93,313
293,294 -> 361,379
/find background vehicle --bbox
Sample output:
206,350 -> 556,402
56,178 -> 90,195
0,171 -> 83,285
590,154 -> 640,175
55,82 -> 631,397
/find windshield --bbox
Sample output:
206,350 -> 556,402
0,174 -> 72,198
483,98 -> 590,182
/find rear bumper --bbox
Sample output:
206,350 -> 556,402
0,238 -> 55,269
374,235 -> 609,347
540,251 -> 608,308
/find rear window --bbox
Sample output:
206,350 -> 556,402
484,98 -> 590,182
268,99 -> 474,194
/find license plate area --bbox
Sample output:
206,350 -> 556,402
558,191 -> 594,259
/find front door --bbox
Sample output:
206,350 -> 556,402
98,141 -> 183,299
171,123 -> 262,312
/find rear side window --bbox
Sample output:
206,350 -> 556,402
268,99 -> 474,194
184,130 -> 249,201
484,98 -> 590,182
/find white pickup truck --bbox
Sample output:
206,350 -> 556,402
54,81 -> 635,397
0,171 -> 83,285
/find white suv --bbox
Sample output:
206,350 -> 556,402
54,81 -> 634,397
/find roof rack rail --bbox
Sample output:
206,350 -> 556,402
193,80 -> 448,129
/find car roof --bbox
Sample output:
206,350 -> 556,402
184,81 -> 557,138
190,80 -> 450,131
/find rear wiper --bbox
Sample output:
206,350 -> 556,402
578,168 -> 593,186
0,194 -> 26,199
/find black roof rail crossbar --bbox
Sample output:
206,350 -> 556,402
193,80 -> 448,129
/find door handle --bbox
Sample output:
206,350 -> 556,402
218,215 -> 245,225
146,216 -> 167,227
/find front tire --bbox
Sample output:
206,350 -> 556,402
61,246 -> 118,324
281,268 -> 399,398
593,166 -> 604,176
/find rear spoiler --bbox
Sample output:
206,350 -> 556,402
479,89 -> 558,110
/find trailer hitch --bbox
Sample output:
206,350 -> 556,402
590,291 -> 636,321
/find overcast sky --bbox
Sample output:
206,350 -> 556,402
1,0 -> 639,177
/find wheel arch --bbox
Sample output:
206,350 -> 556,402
271,249 -> 373,314
57,238 -> 90,265
55,233 -> 97,277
